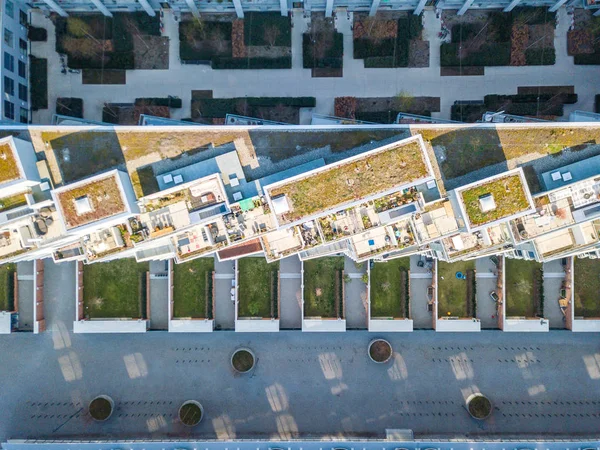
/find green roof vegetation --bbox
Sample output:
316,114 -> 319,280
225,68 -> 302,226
269,140 -> 428,223
0,264 -> 16,312
83,259 -> 149,319
0,192 -> 28,212
505,259 -> 543,317
0,143 -> 20,184
238,258 -> 279,318
437,260 -> 475,318
574,258 -> 600,318
370,258 -> 410,318
173,258 -> 214,319
460,174 -> 530,227
57,174 -> 126,229
303,257 -> 345,318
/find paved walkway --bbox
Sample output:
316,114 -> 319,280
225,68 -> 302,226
149,261 -> 169,331
543,261 -> 567,329
409,255 -> 433,329
30,8 -> 597,125
214,257 -> 235,330
279,256 -> 302,330
344,257 -> 367,329
475,257 -> 498,329
16,262 -> 34,331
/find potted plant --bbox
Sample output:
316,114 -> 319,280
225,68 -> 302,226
466,393 -> 492,420
89,395 -> 114,422
231,348 -> 256,373
368,339 -> 393,363
179,400 -> 204,426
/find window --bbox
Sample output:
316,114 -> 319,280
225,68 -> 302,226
4,100 -> 14,120
19,39 -> 27,57
4,76 -> 14,96
4,28 -> 13,48
5,0 -> 14,18
18,60 -> 25,78
4,52 -> 14,72
19,10 -> 27,26
19,107 -> 27,124
18,83 -> 26,101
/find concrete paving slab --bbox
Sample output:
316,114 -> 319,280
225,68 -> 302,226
476,258 -> 498,329
279,256 -> 302,329
214,256 -> 235,330
344,257 -> 367,329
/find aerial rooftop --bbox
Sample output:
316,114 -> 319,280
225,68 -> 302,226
456,169 -> 534,230
265,135 -> 432,225
53,171 -> 127,230
0,141 -> 21,185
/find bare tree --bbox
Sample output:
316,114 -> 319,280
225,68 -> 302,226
263,25 -> 281,47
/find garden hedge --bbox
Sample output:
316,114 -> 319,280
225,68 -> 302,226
354,38 -> 395,59
28,26 -> 47,42
56,97 -> 83,118
135,97 -> 183,108
302,32 -> 343,69
179,21 -> 232,62
29,56 -> 48,111
440,42 -> 511,67
364,56 -> 395,68
196,97 -> 316,118
596,95 -> 600,113
525,48 -> 556,65
243,12 -> 291,47
211,56 -> 291,69
574,52 -> 600,65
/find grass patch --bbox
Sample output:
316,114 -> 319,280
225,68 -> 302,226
303,257 -> 344,318
437,260 -> 475,318
269,139 -> 428,223
0,143 -> 20,184
370,258 -> 410,318
460,174 -> 531,226
0,264 -> 16,311
505,259 -> 543,317
0,192 -> 28,212
83,259 -> 149,319
173,258 -> 214,319
238,258 -> 279,318
574,258 -> 600,317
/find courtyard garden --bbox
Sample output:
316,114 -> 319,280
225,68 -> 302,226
53,13 -> 164,70
353,13 -> 427,68
504,259 -> 543,317
437,260 -> 476,318
441,8 -> 556,71
369,258 -> 410,318
568,9 -> 600,65
335,95 -> 440,123
573,258 -> 600,318
303,256 -> 344,318
237,257 -> 279,319
303,13 -> 344,76
179,12 -> 292,69
30,56 -> 48,111
0,264 -> 16,312
173,258 -> 214,319
83,259 -> 149,319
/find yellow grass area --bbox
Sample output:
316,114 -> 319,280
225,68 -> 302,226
0,143 -> 20,184
269,140 -> 428,223
460,174 -> 531,226
57,175 -> 126,229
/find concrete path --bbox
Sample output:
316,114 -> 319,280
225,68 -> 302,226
214,256 -> 235,330
30,8 -> 598,125
148,261 -> 169,330
475,257 -> 498,329
543,261 -> 567,329
1,331 -> 600,440
409,255 -> 433,329
16,261 -> 34,332
42,260 -> 75,337
344,257 -> 367,329
279,256 -> 302,330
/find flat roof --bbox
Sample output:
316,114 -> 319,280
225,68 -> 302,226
265,135 -> 433,225
456,168 -> 534,229
540,154 -> 600,192
0,140 -> 22,185
54,171 -> 127,230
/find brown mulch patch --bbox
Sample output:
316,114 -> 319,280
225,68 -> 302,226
510,23 -> 528,66
232,19 -> 247,58
408,39 -> 430,68
133,35 -> 169,70
353,18 -> 398,40
212,118 -> 226,125
567,29 -> 594,55
334,97 -> 357,119
527,23 -> 554,50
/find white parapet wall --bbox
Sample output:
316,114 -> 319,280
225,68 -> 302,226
369,318 -> 414,332
435,318 -> 481,332
0,312 -> 13,334
303,318 -> 347,332
73,320 -> 148,333
571,320 -> 600,332
503,318 -> 550,332
236,318 -> 280,332
169,319 -> 214,332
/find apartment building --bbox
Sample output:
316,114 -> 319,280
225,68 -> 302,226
1,0 -> 29,124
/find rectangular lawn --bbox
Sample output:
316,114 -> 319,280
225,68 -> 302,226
437,260 -> 475,318
173,258 -> 214,319
83,259 -> 149,319
370,258 -> 410,318
574,258 -> 600,318
238,258 -> 279,318
0,264 -> 16,312
303,256 -> 344,318
505,259 -> 543,317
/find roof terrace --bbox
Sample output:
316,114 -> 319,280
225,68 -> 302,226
265,136 -> 433,226
443,223 -> 512,261
455,169 -> 535,231
413,199 -> 460,242
534,220 -> 600,260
